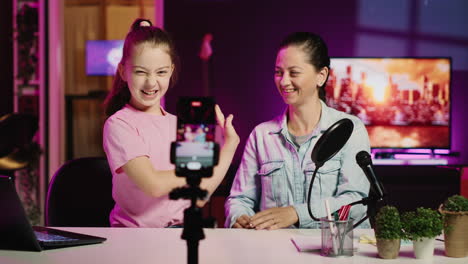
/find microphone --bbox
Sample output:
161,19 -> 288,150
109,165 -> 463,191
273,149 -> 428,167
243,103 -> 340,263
356,151 -> 385,200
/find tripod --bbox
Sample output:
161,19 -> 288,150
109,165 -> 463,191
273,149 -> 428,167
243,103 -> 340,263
169,173 -> 207,264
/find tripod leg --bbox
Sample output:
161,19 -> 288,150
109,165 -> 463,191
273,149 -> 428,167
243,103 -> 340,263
187,240 -> 199,264
182,203 -> 205,264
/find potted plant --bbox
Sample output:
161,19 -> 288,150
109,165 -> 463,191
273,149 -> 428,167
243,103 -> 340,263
374,205 -> 404,259
439,195 -> 468,258
402,207 -> 443,259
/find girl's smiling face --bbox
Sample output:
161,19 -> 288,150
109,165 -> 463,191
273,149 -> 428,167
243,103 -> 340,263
119,42 -> 174,114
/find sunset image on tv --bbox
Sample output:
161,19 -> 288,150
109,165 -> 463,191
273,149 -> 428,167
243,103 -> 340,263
327,58 -> 451,149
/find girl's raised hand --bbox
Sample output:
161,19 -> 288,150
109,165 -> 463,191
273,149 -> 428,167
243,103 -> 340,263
215,104 -> 239,148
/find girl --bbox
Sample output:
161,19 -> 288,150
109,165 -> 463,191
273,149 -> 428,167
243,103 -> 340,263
225,32 -> 370,229
103,19 -> 239,227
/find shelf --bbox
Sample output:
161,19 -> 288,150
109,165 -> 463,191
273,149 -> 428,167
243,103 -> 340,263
13,0 -> 45,225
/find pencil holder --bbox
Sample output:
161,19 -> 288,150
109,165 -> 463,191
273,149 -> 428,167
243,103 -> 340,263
320,219 -> 354,257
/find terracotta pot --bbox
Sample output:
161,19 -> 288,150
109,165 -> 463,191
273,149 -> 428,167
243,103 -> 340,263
440,207 -> 468,258
376,238 -> 401,259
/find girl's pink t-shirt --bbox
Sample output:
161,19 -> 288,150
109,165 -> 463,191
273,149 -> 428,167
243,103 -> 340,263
103,104 -> 189,227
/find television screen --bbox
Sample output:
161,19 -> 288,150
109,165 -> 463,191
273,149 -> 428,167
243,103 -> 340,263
86,40 -> 124,76
327,58 -> 451,149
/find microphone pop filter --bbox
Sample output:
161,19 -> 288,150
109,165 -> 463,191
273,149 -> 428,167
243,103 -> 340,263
311,118 -> 354,168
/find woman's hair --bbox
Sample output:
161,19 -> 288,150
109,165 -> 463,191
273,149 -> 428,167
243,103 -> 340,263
104,18 -> 180,116
278,32 -> 330,102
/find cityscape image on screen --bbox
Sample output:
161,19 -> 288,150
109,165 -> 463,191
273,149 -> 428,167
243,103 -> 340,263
327,58 -> 451,149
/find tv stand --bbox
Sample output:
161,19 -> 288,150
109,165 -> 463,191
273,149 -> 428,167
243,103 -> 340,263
372,149 -> 459,165
373,149 -> 459,157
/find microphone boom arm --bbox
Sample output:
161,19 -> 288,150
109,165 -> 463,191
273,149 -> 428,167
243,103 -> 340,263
306,169 -> 321,221
347,194 -> 384,229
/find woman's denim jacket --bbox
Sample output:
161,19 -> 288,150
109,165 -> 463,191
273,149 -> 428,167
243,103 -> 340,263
225,101 -> 371,228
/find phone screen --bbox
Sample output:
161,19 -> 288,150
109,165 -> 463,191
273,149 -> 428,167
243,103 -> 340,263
172,97 -> 218,177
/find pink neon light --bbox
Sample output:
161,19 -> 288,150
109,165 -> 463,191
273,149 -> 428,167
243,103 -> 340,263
394,154 -> 432,159
434,149 -> 450,154
405,149 -> 432,154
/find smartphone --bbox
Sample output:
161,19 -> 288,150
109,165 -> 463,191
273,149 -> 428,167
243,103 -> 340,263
171,97 -> 219,177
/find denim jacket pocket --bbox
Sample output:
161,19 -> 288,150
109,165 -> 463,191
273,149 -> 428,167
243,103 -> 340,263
257,161 -> 287,208
317,159 -> 340,174
304,159 -> 341,198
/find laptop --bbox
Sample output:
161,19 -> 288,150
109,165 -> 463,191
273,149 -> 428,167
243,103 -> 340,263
0,175 -> 106,251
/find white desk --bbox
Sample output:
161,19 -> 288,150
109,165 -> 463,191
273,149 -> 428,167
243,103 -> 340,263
0,228 -> 466,264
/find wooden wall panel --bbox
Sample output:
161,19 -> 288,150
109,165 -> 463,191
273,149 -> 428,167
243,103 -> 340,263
64,1 -> 156,160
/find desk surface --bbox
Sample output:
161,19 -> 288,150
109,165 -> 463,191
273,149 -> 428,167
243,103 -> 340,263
0,228 -> 466,264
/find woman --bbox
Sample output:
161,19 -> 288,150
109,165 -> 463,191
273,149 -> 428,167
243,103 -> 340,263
225,32 -> 370,229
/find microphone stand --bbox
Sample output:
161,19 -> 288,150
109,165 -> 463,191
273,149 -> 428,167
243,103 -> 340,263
169,174 -> 207,264
346,194 -> 384,229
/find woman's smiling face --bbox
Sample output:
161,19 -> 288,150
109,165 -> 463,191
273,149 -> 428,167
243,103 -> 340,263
274,45 -> 326,107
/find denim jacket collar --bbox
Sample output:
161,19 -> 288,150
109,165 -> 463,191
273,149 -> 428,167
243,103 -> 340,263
269,100 -> 332,138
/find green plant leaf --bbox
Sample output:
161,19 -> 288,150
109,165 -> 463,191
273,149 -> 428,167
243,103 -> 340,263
442,195 -> 468,212
375,205 -> 404,240
402,207 -> 443,241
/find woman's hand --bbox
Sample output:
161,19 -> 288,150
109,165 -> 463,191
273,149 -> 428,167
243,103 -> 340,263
249,206 -> 299,230
232,215 -> 253,229
215,104 -> 240,149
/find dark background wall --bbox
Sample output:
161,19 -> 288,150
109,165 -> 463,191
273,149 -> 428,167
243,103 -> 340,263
165,0 -> 468,165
